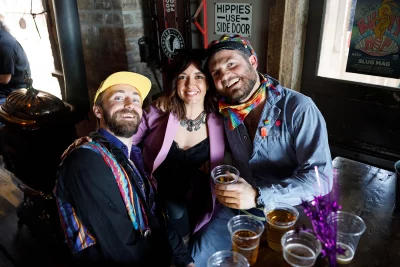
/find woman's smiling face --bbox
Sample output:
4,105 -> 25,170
176,61 -> 208,105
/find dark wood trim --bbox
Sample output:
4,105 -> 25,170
267,0 -> 308,91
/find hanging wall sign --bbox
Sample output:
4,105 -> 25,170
161,28 -> 185,59
215,3 -> 252,37
346,0 -> 400,78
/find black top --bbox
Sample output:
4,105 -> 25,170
0,29 -> 31,98
55,133 -> 193,267
153,138 -> 210,200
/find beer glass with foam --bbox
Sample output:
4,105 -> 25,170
227,215 -> 264,265
264,202 -> 299,251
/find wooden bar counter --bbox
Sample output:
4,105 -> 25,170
253,157 -> 400,267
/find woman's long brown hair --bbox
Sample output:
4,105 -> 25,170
160,51 -> 218,120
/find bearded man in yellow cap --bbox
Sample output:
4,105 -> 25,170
54,72 -> 194,267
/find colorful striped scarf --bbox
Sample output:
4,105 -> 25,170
55,142 -> 153,253
219,75 -> 270,130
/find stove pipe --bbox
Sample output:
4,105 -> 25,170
52,0 -> 89,118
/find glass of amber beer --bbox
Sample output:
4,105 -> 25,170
264,202 -> 299,251
211,165 -> 239,184
207,250 -> 249,267
227,215 -> 264,265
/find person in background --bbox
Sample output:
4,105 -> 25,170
0,14 -> 31,104
54,71 -> 194,267
189,34 -> 333,266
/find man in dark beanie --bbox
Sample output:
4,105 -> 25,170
189,34 -> 333,265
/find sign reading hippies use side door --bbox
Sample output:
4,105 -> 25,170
215,3 -> 253,37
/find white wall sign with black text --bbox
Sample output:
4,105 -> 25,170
215,3 -> 252,37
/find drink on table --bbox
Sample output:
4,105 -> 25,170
232,229 -> 259,265
281,230 -> 322,267
264,202 -> 299,251
227,215 -> 264,265
328,211 -> 366,265
207,250 -> 249,267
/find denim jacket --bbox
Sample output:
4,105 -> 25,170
224,75 -> 333,206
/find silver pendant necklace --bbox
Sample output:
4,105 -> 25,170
180,111 -> 206,132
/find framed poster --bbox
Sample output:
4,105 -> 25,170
346,0 -> 400,78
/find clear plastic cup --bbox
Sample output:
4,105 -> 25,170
211,165 -> 239,184
207,250 -> 249,267
328,211 -> 366,264
227,215 -> 264,265
264,202 -> 299,251
281,230 -> 322,267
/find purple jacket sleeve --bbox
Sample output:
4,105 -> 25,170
132,105 -> 161,145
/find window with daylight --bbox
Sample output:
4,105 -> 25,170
2,0 -> 61,98
317,0 -> 400,89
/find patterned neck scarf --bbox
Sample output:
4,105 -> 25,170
219,74 -> 269,130
55,142 -> 154,253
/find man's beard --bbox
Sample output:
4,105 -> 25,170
103,108 -> 140,138
221,62 -> 258,104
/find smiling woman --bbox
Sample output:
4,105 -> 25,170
129,49 -> 226,264
176,63 -> 208,107
161,52 -> 218,121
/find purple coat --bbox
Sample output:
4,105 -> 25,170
132,105 -> 225,233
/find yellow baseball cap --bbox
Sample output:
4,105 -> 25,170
93,71 -> 151,103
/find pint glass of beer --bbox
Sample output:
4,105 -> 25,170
211,165 -> 239,184
264,202 -> 299,251
227,215 -> 264,265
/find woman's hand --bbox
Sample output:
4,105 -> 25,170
61,136 -> 92,160
153,95 -> 168,112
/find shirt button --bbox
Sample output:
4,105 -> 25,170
243,135 -> 248,140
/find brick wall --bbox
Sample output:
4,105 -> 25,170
78,0 -> 162,107
74,0 -> 163,135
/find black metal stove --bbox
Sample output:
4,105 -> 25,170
0,74 -> 78,244
0,2 -> 89,263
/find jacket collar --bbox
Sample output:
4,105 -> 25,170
265,75 -> 285,106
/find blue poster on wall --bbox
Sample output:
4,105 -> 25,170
346,0 -> 400,78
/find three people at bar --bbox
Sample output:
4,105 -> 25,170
55,34 -> 332,266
